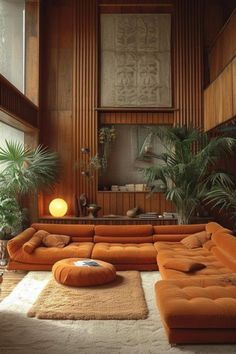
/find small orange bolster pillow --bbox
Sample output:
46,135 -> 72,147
42,234 -> 70,248
163,259 -> 206,272
23,230 -> 49,254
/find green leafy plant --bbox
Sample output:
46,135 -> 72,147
139,125 -> 236,224
0,141 -> 59,195
0,140 -> 59,237
0,191 -> 23,240
206,184 -> 236,223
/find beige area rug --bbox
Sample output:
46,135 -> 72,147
28,271 -> 148,320
0,271 -> 236,354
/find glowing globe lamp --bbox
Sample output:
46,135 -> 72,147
49,198 -> 68,217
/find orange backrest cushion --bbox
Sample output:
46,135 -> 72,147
94,225 -> 153,243
205,222 -> 224,234
163,259 -> 206,272
211,231 -> 235,257
180,231 -> 211,249
42,234 -> 70,248
23,230 -> 49,254
31,223 -> 94,242
153,224 -> 206,242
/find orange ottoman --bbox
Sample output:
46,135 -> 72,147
52,258 -> 116,287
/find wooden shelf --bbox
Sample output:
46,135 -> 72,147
38,215 -> 177,225
95,107 -> 177,113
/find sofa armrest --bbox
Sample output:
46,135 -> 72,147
7,227 -> 36,258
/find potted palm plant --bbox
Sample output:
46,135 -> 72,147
0,141 -> 59,263
139,125 -> 236,224
206,184 -> 236,227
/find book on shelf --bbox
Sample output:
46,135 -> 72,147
138,213 -> 158,219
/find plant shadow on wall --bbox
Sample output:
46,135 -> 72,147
0,141 -> 59,242
74,127 -> 116,216
139,125 -> 236,224
78,126 -> 116,178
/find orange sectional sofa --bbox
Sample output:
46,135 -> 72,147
7,223 -> 206,271
7,221 -> 236,344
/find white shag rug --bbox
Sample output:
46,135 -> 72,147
0,271 -> 235,354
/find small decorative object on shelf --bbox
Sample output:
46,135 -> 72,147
87,204 -> 101,218
126,207 -> 139,218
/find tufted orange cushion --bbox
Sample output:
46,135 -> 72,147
52,258 -> 116,287
163,259 -> 206,272
180,231 -> 211,249
23,230 -> 49,254
91,243 -> 157,264
42,234 -> 70,248
155,241 -> 232,279
155,277 -> 236,329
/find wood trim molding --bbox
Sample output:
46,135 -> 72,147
0,74 -> 38,128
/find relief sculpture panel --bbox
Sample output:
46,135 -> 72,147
100,14 -> 171,107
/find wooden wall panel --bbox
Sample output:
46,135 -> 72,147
74,0 -> 98,208
39,0 -> 75,215
173,0 -> 203,128
204,58 -> 235,131
39,0 -> 205,218
0,74 -> 38,127
100,112 -> 174,125
97,192 -> 174,216
208,9 -> 236,83
233,58 -> 236,117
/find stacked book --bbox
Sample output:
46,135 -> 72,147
138,212 -> 158,219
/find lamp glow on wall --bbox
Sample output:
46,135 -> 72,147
49,198 -> 68,217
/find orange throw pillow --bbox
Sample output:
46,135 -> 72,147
180,231 -> 211,249
23,230 -> 49,254
42,234 -> 70,248
163,259 -> 206,272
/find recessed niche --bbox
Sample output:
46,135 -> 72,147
98,125 -> 166,190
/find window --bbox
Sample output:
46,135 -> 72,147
0,0 -> 25,92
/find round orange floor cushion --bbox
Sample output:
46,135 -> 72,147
52,258 -> 116,287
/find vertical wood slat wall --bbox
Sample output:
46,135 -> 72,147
74,0 -> 98,208
174,0 -> 203,128
39,0 -> 204,217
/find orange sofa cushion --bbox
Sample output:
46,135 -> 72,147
163,259 -> 206,272
211,231 -> 236,272
31,223 -> 94,242
205,221 -> 225,234
155,241 -> 232,279
153,224 -> 206,242
23,230 -> 49,254
7,227 -> 36,257
92,242 -> 157,264
53,258 -> 116,287
94,225 -> 153,243
180,231 -> 211,249
42,234 -> 70,248
155,276 -> 236,329
10,242 -> 94,265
